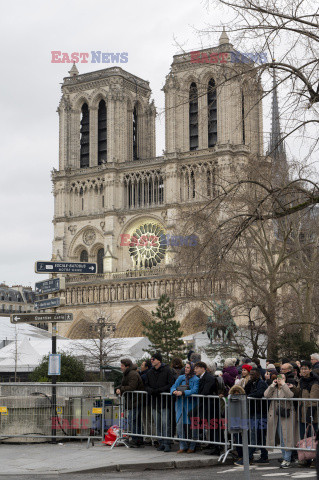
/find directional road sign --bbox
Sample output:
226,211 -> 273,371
34,297 -> 65,310
35,261 -> 97,274
35,278 -> 65,295
10,313 -> 73,324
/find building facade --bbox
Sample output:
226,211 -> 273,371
51,32 -> 264,338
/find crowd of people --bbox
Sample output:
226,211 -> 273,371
115,352 -> 319,469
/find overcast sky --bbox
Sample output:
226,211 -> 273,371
0,0 -> 281,290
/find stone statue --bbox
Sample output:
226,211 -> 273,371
207,300 -> 237,343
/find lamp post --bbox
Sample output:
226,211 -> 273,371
90,316 -> 116,380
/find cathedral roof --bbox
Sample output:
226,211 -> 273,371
63,66 -> 150,91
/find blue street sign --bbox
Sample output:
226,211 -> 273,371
35,261 -> 97,274
34,297 -> 64,310
35,278 -> 65,295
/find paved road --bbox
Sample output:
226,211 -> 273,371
1,463 -> 316,480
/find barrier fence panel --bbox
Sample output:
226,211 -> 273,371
0,388 -> 104,442
120,391 -> 229,453
229,397 -> 319,455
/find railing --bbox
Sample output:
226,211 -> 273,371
119,391 -> 228,452
1,388 -> 317,458
230,396 -> 319,454
0,384 -> 118,445
116,392 -> 318,458
65,265 -> 213,284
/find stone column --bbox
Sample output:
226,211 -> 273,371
90,107 -> 98,167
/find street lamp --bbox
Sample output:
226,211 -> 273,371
90,316 -> 116,380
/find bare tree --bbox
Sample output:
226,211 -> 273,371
188,0 -> 319,254
74,310 -> 124,380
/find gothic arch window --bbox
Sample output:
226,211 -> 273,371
189,169 -> 195,198
98,100 -> 107,164
124,171 -> 164,209
80,250 -> 88,262
97,248 -> 104,274
80,103 -> 90,168
79,186 -> 84,210
181,166 -> 196,201
189,82 -> 199,151
133,105 -> 138,160
207,79 -> 217,147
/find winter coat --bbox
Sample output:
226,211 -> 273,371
312,362 -> 319,377
144,363 -> 175,409
245,378 -> 268,418
140,368 -> 150,385
296,373 -> 319,423
116,366 -> 145,409
170,374 -> 199,424
222,366 -> 238,390
264,383 -> 298,448
189,371 -> 220,422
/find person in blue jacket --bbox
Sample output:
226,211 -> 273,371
171,361 -> 199,453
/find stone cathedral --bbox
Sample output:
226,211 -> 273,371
51,31 -> 263,338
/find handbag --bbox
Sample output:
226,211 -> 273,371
176,385 -> 188,392
276,406 -> 291,418
275,390 -> 290,418
296,425 -> 318,461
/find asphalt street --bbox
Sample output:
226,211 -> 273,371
1,463 -> 317,480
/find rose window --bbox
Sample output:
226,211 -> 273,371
129,223 -> 167,268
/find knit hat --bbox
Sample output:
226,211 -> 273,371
152,352 -> 163,362
266,364 -> 276,370
224,357 -> 236,367
241,364 -> 253,372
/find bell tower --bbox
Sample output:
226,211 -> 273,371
52,66 -> 156,272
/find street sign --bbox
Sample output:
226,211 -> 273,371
48,354 -> 61,376
35,278 -> 65,295
10,313 -> 73,324
34,297 -> 65,310
35,261 -> 97,274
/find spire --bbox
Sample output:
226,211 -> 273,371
68,63 -> 79,77
268,67 -> 288,183
219,27 -> 230,45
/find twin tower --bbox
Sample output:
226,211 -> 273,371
51,32 -> 264,338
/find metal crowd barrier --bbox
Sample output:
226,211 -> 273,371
116,391 -> 318,459
118,391 -> 229,453
0,389 -> 107,445
229,397 -> 318,454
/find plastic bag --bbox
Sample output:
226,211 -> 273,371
102,425 -> 120,446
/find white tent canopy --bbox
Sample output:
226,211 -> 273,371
0,336 -> 151,372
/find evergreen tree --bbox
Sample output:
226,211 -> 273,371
142,294 -> 186,363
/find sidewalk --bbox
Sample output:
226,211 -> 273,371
1,443 -> 221,475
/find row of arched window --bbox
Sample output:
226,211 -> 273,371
189,79 -> 217,151
124,171 -> 164,209
80,101 -> 139,168
80,248 -> 104,273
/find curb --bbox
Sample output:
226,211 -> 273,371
0,457 -> 222,476
59,457 -> 221,474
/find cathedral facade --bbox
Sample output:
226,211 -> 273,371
51,31 -> 263,338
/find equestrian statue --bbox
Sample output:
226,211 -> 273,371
207,300 -> 237,343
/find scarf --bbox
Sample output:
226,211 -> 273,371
300,373 -> 318,392
185,362 -> 195,386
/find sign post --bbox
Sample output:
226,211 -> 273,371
228,395 -> 250,480
51,322 -> 57,443
31,260 -> 97,443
